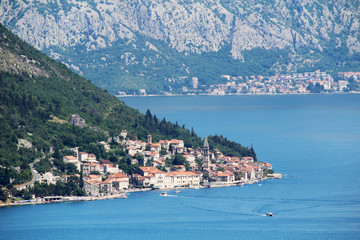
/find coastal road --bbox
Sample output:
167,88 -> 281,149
29,159 -> 42,182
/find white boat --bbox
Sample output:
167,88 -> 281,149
175,190 -> 181,193
266,212 -> 274,217
160,192 -> 167,196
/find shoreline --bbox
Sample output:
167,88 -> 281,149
0,175 -> 282,208
116,92 -> 360,98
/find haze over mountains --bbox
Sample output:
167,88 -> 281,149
1,0 -> 359,93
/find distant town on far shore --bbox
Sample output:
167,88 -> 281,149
117,71 -> 360,97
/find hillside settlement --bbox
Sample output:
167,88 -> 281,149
119,71 -> 360,96
13,128 -> 279,203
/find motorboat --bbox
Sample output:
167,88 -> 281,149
266,212 -> 274,217
160,192 -> 167,196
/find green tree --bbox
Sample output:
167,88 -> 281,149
160,147 -> 168,156
0,189 -> 7,202
234,171 -> 245,181
79,167 -> 84,189
66,163 -> 78,175
171,154 -> 190,170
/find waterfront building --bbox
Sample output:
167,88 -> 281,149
133,167 -> 201,189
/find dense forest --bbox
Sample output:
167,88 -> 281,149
0,24 -> 256,201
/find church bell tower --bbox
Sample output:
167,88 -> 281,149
202,137 -> 211,170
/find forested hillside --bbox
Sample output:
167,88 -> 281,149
0,23 -> 256,200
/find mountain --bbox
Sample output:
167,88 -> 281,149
0,23 -> 256,196
0,0 -> 359,94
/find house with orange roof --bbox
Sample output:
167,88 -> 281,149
150,143 -> 161,152
78,152 -> 89,161
148,152 -> 160,161
108,172 -> 128,179
210,171 -> 235,182
123,139 -> 146,149
84,179 -> 101,196
194,151 -> 202,158
150,160 -> 165,168
187,148 -> 195,154
225,159 -> 239,166
127,147 -> 142,156
133,175 -> 151,187
100,160 -> 111,165
108,174 -> 129,191
103,163 -> 119,174
170,139 -> 184,148
135,166 -> 166,188
63,155 -> 81,171
134,167 -> 201,189
86,174 -> 102,181
173,165 -> 186,171
241,157 -> 254,162
176,147 -> 187,154
84,172 -> 128,195
99,180 -> 112,195
87,153 -> 97,162
159,140 -> 171,149
183,153 -> 195,163
188,161 -> 198,170
164,171 -> 201,188
263,162 -> 272,169
138,166 -> 164,176
82,163 -> 104,176
242,164 -> 256,180
78,152 -> 97,163
215,151 -> 223,158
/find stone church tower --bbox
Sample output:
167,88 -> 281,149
202,137 -> 211,170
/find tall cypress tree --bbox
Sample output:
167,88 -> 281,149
79,166 -> 84,189
4,166 -> 10,185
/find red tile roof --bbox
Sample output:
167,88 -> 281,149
108,173 -> 128,178
139,166 -> 164,174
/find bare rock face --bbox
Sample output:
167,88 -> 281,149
0,0 -> 358,91
1,0 -> 358,55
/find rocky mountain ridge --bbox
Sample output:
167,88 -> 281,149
1,0 -> 359,93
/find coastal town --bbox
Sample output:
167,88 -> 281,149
7,126 -> 280,206
118,71 -> 360,96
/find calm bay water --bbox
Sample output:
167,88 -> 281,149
1,94 -> 360,240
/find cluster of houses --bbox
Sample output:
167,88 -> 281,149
184,70 -> 350,95
184,71 -> 359,96
117,71 -> 360,96
61,130 -> 273,196
63,151 -> 129,196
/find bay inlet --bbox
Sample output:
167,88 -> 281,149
1,94 -> 359,240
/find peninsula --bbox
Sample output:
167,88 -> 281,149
3,131 -> 278,207
0,23 -> 279,207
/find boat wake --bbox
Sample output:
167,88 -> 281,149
190,206 -> 264,217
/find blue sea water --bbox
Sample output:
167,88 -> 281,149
1,94 -> 360,240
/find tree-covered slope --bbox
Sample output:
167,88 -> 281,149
0,23 -> 255,191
